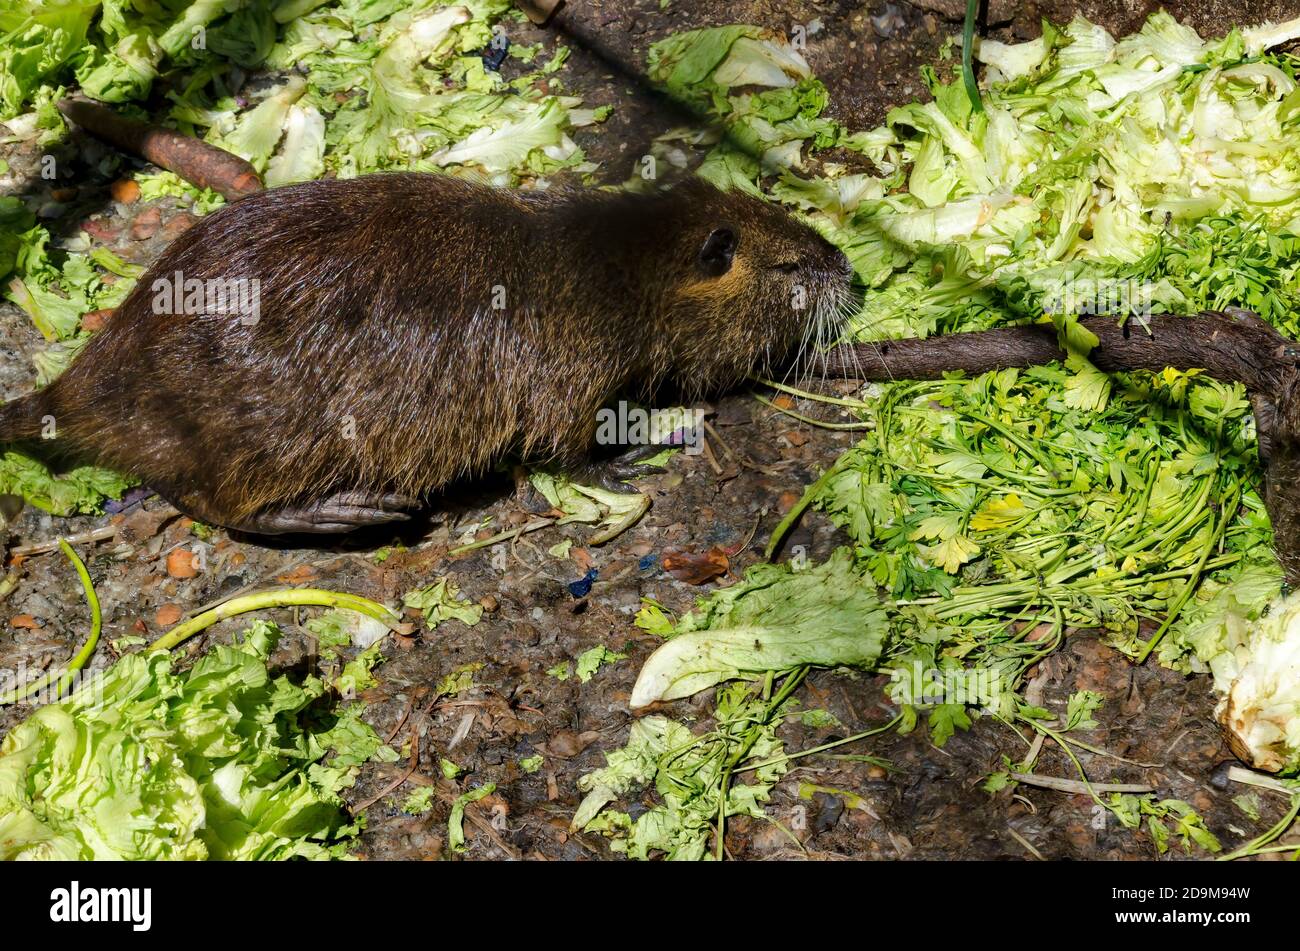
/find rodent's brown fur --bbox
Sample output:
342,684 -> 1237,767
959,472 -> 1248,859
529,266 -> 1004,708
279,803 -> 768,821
0,174 -> 852,532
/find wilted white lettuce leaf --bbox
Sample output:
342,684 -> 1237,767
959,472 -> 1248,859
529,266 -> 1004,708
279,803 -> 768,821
631,548 -> 887,707
1207,591 -> 1300,774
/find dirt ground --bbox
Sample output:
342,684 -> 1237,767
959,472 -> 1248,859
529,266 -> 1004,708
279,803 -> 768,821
1,0 -> 1297,861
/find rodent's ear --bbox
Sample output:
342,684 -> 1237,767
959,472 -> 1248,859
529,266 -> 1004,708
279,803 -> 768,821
698,227 -> 737,277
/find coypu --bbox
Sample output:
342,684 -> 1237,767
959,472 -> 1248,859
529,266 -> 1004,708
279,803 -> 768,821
0,174 -> 853,534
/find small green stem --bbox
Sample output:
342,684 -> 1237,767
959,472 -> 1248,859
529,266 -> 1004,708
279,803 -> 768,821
1135,482 -> 1237,664
962,0 -> 984,113
959,407 -> 1057,477
0,540 -> 100,706
736,714 -> 903,776
1219,794 -> 1300,861
714,668 -> 808,860
751,376 -> 874,410
752,392 -> 873,430
765,454 -> 850,560
448,517 -> 555,555
148,588 -> 400,653
56,541 -> 101,696
1015,715 -> 1109,811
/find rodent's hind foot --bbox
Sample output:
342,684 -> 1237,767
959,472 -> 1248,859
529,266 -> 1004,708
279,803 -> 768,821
612,444 -> 669,465
242,490 -> 419,534
567,458 -> 666,495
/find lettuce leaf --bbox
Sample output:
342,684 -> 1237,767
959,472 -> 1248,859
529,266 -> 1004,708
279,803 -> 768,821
0,620 -> 390,860
0,0 -> 98,118
630,548 -> 887,706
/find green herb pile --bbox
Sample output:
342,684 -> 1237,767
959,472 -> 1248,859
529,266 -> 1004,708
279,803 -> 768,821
815,369 -> 1276,678
575,680 -> 796,861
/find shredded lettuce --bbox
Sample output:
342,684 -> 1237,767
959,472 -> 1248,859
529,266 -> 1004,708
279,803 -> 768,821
0,0 -> 98,118
402,577 -> 483,630
0,620 -> 396,860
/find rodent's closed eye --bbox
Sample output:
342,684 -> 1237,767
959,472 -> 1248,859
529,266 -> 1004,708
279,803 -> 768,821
769,261 -> 801,274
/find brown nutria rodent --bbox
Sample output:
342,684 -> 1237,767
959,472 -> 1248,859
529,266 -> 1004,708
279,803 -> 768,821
0,174 -> 853,534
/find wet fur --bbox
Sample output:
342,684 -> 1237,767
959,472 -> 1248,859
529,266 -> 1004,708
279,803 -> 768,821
0,174 -> 851,531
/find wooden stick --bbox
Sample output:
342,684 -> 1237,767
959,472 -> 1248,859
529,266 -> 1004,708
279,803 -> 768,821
58,97 -> 263,201
820,309 -> 1294,394
9,525 -> 119,557
1011,772 -> 1155,795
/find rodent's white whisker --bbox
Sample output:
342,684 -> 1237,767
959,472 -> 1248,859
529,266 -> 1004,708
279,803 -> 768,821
780,289 -> 821,391
838,295 -> 869,384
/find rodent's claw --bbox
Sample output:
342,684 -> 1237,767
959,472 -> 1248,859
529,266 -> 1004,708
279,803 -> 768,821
570,460 -> 665,494
241,490 -> 418,534
613,444 -> 670,465
594,476 -> 640,495
610,462 -> 668,481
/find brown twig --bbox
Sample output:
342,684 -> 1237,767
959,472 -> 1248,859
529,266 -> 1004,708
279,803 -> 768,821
698,432 -> 725,475
1010,773 -> 1155,795
702,420 -> 739,462
58,97 -> 263,201
821,309 -> 1293,392
9,525 -> 119,557
383,688 -> 428,744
